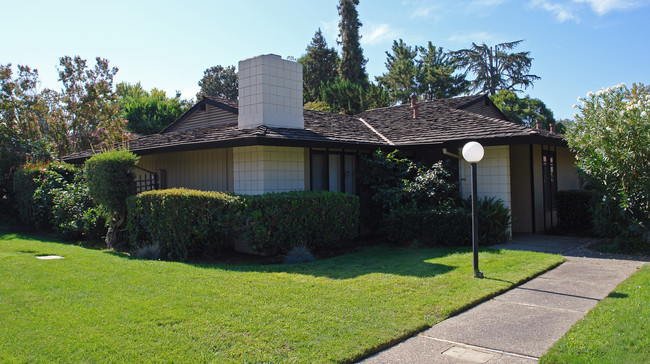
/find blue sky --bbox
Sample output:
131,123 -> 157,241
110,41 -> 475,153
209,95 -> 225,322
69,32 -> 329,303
2,0 -> 649,119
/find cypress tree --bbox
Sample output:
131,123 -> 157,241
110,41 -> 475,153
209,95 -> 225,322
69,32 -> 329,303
337,0 -> 368,85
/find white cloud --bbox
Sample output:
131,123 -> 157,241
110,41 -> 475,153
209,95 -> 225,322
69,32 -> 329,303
447,32 -> 499,44
573,0 -> 647,14
470,0 -> 509,6
529,0 -> 578,22
411,5 -> 436,17
529,0 -> 648,21
362,23 -> 400,46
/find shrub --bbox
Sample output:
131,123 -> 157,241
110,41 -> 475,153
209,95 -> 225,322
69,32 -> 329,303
13,162 -> 80,230
385,203 -> 471,247
127,188 -> 244,261
476,196 -> 511,245
358,150 -> 460,232
51,181 -> 105,240
567,83 -> 650,244
13,163 -> 49,229
85,149 -> 138,249
387,196 -> 511,247
0,132 -> 51,218
284,245 -> 316,264
242,191 -> 359,256
556,190 -> 596,235
134,245 -> 162,261
13,162 -> 104,238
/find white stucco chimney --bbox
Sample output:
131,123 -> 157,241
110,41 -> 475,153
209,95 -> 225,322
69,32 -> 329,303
238,54 -> 304,129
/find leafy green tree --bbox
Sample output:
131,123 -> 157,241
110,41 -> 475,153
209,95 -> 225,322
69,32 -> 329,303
453,40 -> 540,95
417,43 -> 469,100
196,65 -> 238,100
490,90 -> 556,129
57,56 -> 128,155
0,64 -> 54,212
377,39 -> 419,105
299,29 -> 340,103
117,82 -> 191,135
337,0 -> 368,85
566,83 -> 650,246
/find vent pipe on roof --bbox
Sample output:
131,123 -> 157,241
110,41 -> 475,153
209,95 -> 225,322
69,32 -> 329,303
550,123 -> 556,134
536,119 -> 542,130
411,94 -> 419,119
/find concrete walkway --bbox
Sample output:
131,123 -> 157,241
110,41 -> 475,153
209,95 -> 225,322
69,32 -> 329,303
360,235 -> 647,363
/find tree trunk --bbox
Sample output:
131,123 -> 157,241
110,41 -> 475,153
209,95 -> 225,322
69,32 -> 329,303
105,214 -> 125,250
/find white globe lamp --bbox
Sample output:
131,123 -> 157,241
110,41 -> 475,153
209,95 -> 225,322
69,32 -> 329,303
462,141 -> 484,164
463,141 -> 484,278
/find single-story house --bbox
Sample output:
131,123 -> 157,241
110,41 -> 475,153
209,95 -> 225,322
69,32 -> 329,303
63,54 -> 580,234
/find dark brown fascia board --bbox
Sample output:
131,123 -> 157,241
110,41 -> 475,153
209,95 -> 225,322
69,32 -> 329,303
393,135 -> 567,151
159,97 -> 239,133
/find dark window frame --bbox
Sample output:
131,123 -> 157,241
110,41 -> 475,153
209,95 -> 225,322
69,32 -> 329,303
309,148 -> 359,195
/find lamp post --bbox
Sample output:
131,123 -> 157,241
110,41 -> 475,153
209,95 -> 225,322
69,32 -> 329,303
462,141 -> 484,278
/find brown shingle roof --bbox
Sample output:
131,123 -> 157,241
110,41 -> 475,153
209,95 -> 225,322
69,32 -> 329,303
357,97 -> 564,146
63,108 -> 385,163
62,95 -> 565,163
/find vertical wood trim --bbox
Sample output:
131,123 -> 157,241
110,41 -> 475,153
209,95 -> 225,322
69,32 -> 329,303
227,148 -> 234,193
529,144 -> 536,234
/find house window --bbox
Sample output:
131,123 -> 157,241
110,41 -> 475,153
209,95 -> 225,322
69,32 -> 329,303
542,149 -> 558,213
310,150 -> 357,194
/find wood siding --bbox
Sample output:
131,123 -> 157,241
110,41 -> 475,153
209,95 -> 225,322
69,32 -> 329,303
509,144 -> 533,233
136,148 -> 232,192
168,105 -> 237,132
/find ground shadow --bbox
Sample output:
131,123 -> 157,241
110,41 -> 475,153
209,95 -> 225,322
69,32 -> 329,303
607,292 -> 629,299
187,245 -> 459,279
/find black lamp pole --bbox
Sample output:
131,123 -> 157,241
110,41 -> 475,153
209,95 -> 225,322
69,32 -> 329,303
471,162 -> 483,278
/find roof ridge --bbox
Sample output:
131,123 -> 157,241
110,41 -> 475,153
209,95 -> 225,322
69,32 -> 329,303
357,117 -> 395,145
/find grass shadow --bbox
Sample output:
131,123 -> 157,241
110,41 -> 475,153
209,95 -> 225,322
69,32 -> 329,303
186,245 -> 461,279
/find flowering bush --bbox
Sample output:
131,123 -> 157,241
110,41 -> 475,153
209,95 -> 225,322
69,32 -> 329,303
567,83 -> 650,246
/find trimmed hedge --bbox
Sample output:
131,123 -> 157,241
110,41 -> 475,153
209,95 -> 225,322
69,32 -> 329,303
127,189 -> 360,261
385,203 -> 471,247
127,188 -> 244,261
385,196 -> 511,247
242,191 -> 360,256
557,190 -> 596,235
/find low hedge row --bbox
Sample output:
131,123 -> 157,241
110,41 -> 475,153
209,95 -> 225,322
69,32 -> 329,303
385,196 -> 512,247
127,188 -> 244,261
127,189 -> 360,261
243,190 -> 359,256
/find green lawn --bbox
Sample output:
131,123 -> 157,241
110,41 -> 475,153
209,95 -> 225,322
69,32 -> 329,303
541,264 -> 649,364
0,233 -> 563,363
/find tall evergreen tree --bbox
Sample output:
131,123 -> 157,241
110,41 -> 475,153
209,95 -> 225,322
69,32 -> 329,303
376,39 -> 419,105
453,40 -> 540,95
417,43 -> 469,100
299,29 -> 340,103
337,0 -> 367,85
